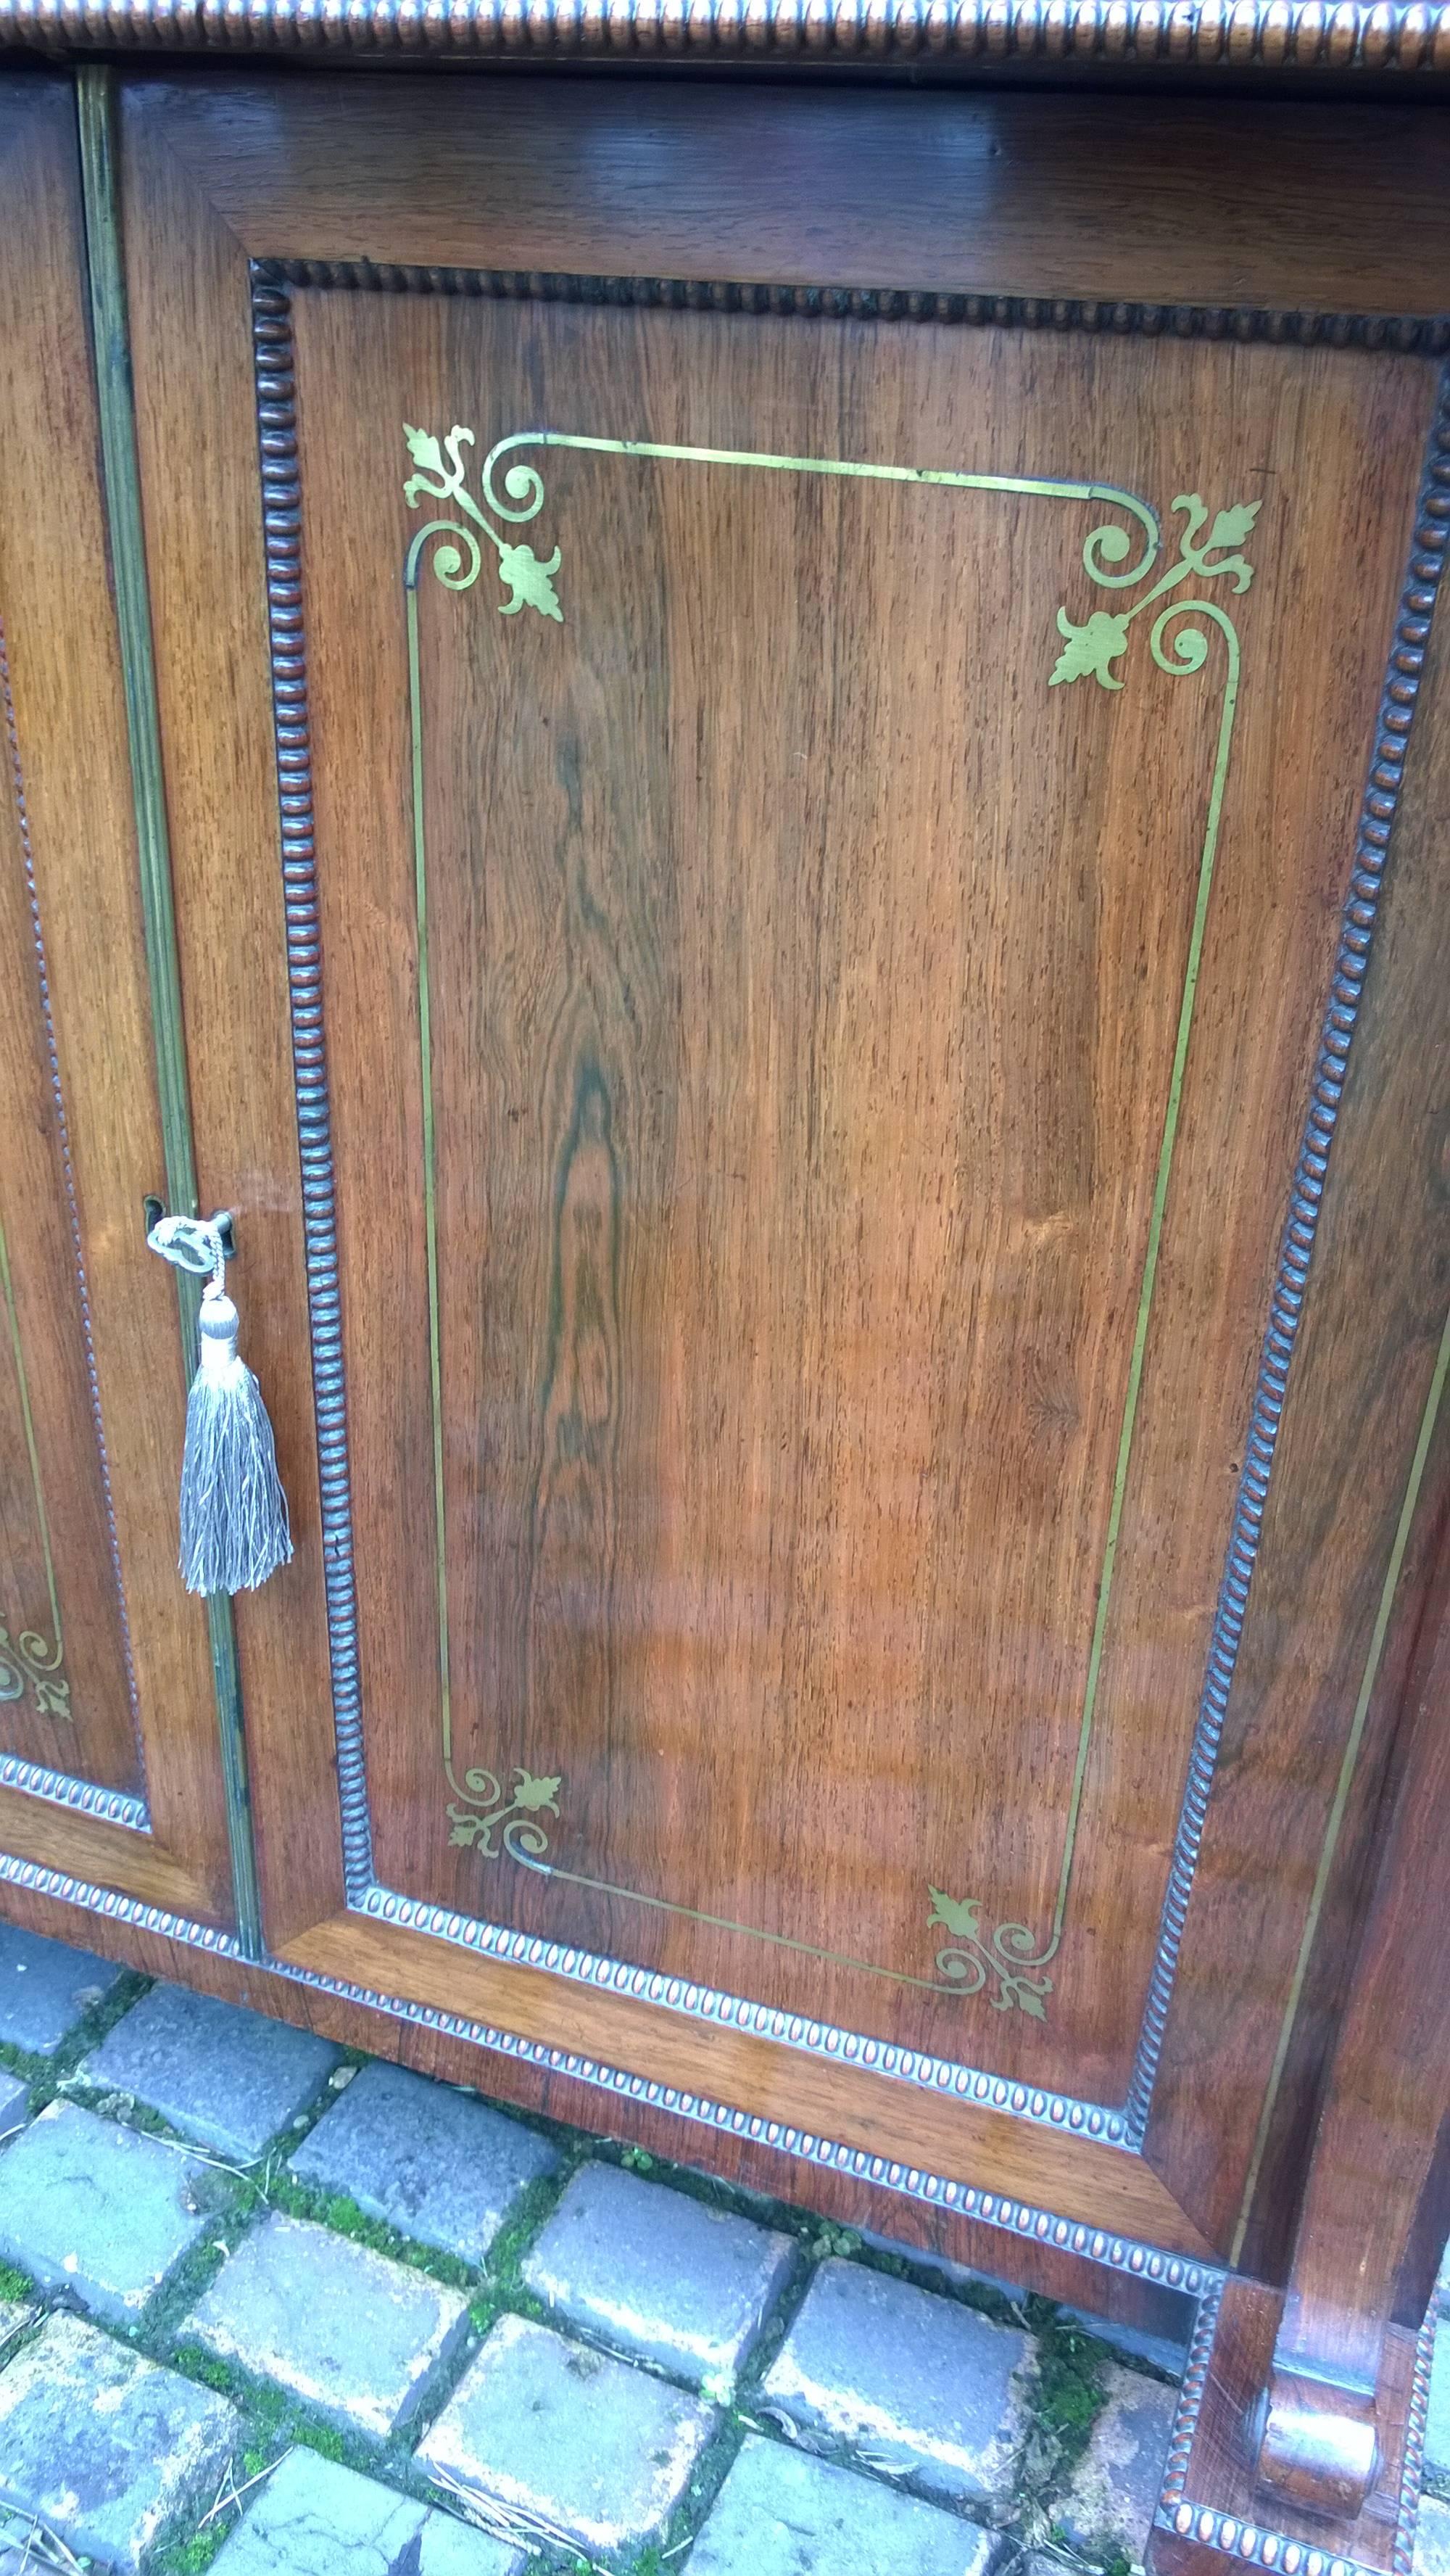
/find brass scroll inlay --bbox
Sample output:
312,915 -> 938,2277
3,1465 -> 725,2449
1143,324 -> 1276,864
405,422 -> 1258,2018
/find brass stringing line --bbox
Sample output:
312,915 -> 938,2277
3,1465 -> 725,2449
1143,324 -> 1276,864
508,1842 -> 1088,2000
407,430 -> 1241,2000
1053,601 -> 1242,1954
406,582 -> 453,1780
0,1207 -> 64,1661
1230,1299 -> 1450,2267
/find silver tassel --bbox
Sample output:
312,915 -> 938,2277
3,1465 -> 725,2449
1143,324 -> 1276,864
147,1213 -> 293,1597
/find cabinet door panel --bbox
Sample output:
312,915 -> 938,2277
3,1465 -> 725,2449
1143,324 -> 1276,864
0,71 -> 244,1925
122,70 -> 1450,2257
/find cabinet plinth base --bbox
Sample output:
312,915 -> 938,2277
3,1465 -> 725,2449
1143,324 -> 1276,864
1149,2281 -> 1436,2576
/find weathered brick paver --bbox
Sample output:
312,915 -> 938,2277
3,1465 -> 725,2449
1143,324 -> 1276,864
0,2312 -> 238,2571
521,2160 -> 795,2390
210,2448 -> 526,2576
83,1985 -> 341,2162
186,2213 -> 468,2440
0,1925 -> 123,2056
0,2099 -> 209,2321
761,2256 -> 1032,2511
289,2062 -> 557,2263
417,2310 -> 717,2566
688,2433 -> 998,2575
1058,2363 -> 1179,2564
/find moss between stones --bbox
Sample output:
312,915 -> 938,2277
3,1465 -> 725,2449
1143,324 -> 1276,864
2,2031 -> 1168,2576
0,1968 -> 152,2110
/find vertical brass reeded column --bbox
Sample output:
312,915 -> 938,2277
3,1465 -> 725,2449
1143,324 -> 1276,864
74,64 -> 265,1962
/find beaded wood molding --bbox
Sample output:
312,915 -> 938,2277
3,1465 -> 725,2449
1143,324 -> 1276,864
3,0 -> 1450,77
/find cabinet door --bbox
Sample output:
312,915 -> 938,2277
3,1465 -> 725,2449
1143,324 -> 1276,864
0,73 -> 251,1933
121,70 -> 1450,2267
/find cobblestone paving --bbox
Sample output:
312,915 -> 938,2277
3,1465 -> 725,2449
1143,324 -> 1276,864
0,1922 -> 1428,2576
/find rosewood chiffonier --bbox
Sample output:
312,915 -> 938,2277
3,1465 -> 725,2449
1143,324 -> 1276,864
0,21 -> 1447,2573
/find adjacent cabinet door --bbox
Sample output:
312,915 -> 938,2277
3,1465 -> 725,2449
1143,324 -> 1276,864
0,73 -> 250,1934
118,71 -> 1450,2269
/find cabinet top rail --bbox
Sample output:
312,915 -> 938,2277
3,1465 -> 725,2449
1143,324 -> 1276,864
3,0 -> 1449,87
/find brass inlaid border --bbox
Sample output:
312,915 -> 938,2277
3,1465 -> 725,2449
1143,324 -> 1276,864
251,254 -> 1446,2134
403,415 -> 1254,2018
76,67 -> 261,1954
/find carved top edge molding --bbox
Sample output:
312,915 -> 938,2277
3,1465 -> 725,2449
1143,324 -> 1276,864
6,0 -> 1450,76
256,260 -> 1450,356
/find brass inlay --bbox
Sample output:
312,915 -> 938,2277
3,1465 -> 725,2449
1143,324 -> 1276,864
405,423 -> 1257,2018
0,1209 -> 69,1720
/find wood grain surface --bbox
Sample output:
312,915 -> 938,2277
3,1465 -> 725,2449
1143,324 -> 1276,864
1148,488 -> 1450,2266
274,270 -> 1430,2104
108,70 -> 1450,2273
133,75 -> 1450,323
0,72 -> 237,1923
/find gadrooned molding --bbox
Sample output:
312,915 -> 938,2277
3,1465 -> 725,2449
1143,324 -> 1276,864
1124,363 -> 1450,2140
0,1756 -> 149,1832
1159,2504 -> 1395,2576
0,611 -> 146,1773
257,261 -> 1450,358
361,1880 -> 1130,2143
1393,2301 -> 1438,2576
250,278 -> 374,1891
1160,2274 -> 1226,2508
0,1841 -> 1218,2297
4,0 -> 1450,77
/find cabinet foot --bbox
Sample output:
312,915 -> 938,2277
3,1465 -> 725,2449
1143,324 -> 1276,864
1148,2281 -> 1436,2576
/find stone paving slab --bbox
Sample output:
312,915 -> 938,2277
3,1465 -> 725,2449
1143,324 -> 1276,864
413,2506 -> 529,2576
417,2311 -> 717,2567
861,2229 -> 1193,2380
186,2214 -> 468,2443
289,2063 -> 557,2264
0,2311 -> 238,2572
83,1986 -> 341,2163
1057,2363 -> 1178,2566
521,2160 -> 795,2391
760,2257 -> 1032,2511
1417,2493 -> 1450,2575
0,2075 -> 28,2146
209,2447 -> 525,2576
0,2100 -> 210,2322
0,1927 -> 124,2057
687,2433 -> 998,2576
